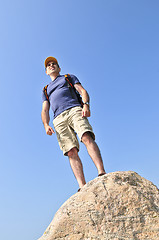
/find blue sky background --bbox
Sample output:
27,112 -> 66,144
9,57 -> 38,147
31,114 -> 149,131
0,1 -> 159,239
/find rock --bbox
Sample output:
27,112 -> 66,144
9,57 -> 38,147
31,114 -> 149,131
38,171 -> 159,240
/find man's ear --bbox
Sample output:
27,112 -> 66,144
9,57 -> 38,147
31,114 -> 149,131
59,67 -> 61,73
45,69 -> 48,75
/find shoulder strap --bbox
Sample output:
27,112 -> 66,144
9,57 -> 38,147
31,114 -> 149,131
65,74 -> 73,88
65,74 -> 83,106
43,84 -> 49,101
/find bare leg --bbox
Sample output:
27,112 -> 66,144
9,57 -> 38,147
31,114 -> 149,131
67,147 -> 86,188
82,132 -> 106,175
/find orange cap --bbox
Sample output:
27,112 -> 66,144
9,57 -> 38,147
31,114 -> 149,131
44,56 -> 59,68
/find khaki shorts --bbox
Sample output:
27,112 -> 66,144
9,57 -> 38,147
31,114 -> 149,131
53,106 -> 95,155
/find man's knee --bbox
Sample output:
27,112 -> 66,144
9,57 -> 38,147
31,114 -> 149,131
81,132 -> 94,145
67,147 -> 78,158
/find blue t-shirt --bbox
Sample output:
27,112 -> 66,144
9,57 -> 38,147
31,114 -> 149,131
42,74 -> 81,118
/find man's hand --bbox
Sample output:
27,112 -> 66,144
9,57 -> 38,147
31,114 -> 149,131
82,104 -> 90,117
41,101 -> 55,136
45,125 -> 55,135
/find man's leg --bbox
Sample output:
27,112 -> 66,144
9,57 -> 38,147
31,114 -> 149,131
67,147 -> 86,188
81,132 -> 106,175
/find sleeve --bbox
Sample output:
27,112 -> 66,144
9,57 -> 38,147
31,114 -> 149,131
70,74 -> 81,85
42,89 -> 48,102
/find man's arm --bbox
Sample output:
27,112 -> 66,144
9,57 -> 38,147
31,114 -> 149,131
74,83 -> 90,117
41,101 -> 55,135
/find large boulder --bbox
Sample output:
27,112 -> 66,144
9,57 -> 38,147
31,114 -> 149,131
38,171 -> 159,240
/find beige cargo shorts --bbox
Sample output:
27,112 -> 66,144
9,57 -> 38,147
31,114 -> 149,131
53,106 -> 95,155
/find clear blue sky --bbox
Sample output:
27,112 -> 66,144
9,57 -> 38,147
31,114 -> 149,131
0,1 -> 159,240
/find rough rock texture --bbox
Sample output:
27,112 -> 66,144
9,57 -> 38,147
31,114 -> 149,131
38,171 -> 159,240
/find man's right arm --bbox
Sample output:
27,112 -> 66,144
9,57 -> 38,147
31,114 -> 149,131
41,101 -> 55,135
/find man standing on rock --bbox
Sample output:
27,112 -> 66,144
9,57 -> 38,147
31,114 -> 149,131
41,56 -> 106,191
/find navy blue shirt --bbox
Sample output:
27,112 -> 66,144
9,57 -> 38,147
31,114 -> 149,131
42,74 -> 81,118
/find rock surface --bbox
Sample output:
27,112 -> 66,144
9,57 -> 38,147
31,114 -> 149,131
38,171 -> 159,240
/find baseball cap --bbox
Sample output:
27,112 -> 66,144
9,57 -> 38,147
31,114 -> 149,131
44,56 -> 59,68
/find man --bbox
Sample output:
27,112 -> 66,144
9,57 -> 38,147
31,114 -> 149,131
41,56 -> 106,191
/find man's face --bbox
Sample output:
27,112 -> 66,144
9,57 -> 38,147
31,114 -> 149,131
46,61 -> 60,75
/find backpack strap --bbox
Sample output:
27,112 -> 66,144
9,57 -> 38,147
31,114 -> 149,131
43,84 -> 49,101
65,74 -> 73,88
65,74 -> 83,106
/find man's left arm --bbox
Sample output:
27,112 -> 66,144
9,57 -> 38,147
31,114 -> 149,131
74,83 -> 90,117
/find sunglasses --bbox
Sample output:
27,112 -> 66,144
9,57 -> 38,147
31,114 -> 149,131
47,62 -> 57,67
